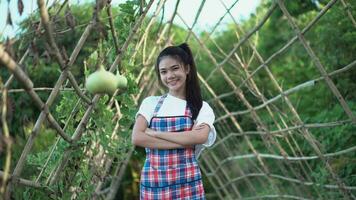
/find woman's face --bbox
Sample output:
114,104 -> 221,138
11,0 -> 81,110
158,56 -> 189,96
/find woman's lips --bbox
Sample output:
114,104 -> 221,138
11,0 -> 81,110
168,79 -> 179,86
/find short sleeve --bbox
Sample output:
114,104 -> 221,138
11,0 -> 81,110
135,96 -> 156,125
195,102 -> 217,158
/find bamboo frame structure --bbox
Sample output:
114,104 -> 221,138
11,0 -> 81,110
1,0 -> 355,199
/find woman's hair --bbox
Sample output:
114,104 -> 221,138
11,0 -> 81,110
155,43 -> 202,120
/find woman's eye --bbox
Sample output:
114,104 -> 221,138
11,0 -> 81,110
160,71 -> 166,75
173,67 -> 179,71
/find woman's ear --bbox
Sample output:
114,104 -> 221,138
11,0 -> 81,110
186,64 -> 190,75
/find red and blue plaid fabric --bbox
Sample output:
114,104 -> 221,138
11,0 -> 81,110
140,94 -> 205,200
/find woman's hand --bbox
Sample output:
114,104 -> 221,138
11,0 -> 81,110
193,123 -> 207,131
145,128 -> 156,137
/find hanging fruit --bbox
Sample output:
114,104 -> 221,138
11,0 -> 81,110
85,65 -> 128,95
116,73 -> 127,89
86,65 -> 118,95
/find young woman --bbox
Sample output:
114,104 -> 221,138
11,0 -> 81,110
132,43 -> 216,199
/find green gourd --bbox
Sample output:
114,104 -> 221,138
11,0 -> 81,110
116,74 -> 128,89
85,65 -> 127,95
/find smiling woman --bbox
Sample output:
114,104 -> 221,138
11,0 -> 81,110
157,57 -> 188,99
131,43 -> 216,200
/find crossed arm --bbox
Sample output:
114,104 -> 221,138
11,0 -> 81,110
131,115 -> 210,149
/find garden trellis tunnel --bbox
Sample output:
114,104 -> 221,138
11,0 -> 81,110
0,0 -> 356,199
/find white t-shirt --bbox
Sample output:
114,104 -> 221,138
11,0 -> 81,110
135,93 -> 216,158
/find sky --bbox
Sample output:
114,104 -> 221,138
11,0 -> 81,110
0,0 -> 260,39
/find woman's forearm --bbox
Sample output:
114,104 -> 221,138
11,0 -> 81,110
149,127 -> 209,146
132,130 -> 188,149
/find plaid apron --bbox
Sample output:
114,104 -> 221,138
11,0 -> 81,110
140,94 -> 205,200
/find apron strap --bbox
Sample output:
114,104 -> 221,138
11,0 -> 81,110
152,94 -> 167,117
152,94 -> 193,118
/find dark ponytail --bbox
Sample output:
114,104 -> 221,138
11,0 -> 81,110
155,43 -> 202,120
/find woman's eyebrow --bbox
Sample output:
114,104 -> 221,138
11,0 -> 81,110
159,64 -> 180,70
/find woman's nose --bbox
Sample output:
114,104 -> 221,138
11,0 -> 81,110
167,70 -> 175,79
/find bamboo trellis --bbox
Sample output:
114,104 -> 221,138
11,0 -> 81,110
0,0 -> 355,199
